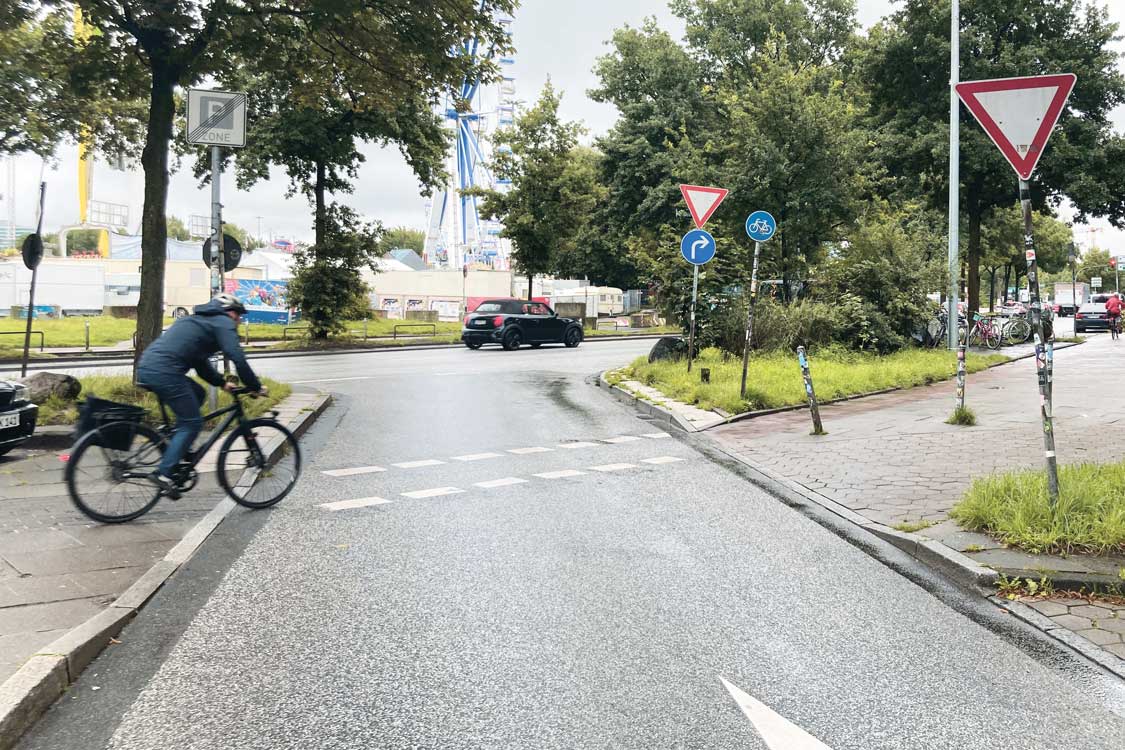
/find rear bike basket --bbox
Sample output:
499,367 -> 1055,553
76,397 -> 148,451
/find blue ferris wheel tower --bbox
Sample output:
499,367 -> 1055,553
424,16 -> 516,271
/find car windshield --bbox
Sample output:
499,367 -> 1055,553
474,302 -> 506,313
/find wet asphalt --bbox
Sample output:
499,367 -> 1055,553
17,338 -> 1125,749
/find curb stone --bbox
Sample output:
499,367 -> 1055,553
995,598 -> 1125,681
595,372 -> 696,433
0,391 -> 332,750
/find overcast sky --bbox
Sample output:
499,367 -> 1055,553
4,0 -> 1123,253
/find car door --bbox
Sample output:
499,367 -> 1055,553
516,302 -> 542,341
537,304 -> 566,342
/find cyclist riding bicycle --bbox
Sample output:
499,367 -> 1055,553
136,294 -> 265,496
1107,292 -> 1123,336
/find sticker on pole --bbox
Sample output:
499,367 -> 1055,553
955,74 -> 1076,180
679,184 -> 729,229
745,211 -> 777,242
187,89 -> 248,148
681,229 -> 716,266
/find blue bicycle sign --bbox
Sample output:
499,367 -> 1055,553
745,211 -> 777,242
680,229 -> 716,266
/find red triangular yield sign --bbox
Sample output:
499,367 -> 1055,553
956,74 -> 1076,180
679,184 -> 729,228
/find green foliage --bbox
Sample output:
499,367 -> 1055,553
166,216 -> 191,242
952,459 -> 1125,556
893,519 -> 938,533
381,227 -> 426,254
1078,248 -> 1119,292
946,406 -> 978,426
287,206 -> 382,340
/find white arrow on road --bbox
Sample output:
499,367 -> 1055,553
719,676 -> 835,749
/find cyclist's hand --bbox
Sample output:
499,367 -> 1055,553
222,382 -> 236,393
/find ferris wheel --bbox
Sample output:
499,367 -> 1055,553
423,16 -> 516,271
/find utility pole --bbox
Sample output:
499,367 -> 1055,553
947,0 -> 960,350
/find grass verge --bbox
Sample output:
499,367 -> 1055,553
946,406 -> 977,426
36,375 -> 292,427
951,461 -> 1125,556
623,347 -> 1009,415
0,316 -> 138,348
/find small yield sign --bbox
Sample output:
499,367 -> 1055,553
679,184 -> 729,371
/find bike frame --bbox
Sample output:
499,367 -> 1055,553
155,397 -> 248,471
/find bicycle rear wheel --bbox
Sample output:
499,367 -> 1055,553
217,418 -> 302,509
66,422 -> 165,524
1005,317 -> 1032,345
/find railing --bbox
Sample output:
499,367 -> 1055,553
392,323 -> 437,340
282,326 -> 310,341
0,331 -> 44,352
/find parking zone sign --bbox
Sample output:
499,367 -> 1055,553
186,89 -> 247,148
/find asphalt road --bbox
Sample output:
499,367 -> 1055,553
18,338 -> 1125,749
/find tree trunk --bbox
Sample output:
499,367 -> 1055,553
1002,263 -> 1012,304
314,160 -> 327,248
133,63 -> 177,375
527,272 -> 533,301
988,269 -> 996,312
967,208 -> 982,314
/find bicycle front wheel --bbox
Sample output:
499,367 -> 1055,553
66,422 -> 165,524
217,419 -> 302,509
1005,317 -> 1032,345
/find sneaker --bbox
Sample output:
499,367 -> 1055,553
149,472 -> 182,500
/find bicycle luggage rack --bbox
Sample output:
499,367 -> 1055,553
392,323 -> 437,340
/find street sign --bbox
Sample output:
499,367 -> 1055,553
745,211 -> 777,242
20,233 -> 43,271
955,74 -> 1076,180
202,234 -> 243,272
187,89 -> 248,148
681,229 -> 716,266
1091,276 -> 1102,289
679,184 -> 729,229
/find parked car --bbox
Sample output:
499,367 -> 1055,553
462,299 -> 584,351
0,381 -> 37,457
1074,294 -> 1113,334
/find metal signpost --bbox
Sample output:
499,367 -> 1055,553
678,185 -> 729,373
19,183 -> 46,378
740,211 -> 777,399
956,73 -> 1076,508
796,346 -> 825,435
947,0 -> 961,350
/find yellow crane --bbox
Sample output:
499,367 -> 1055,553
74,7 -> 109,257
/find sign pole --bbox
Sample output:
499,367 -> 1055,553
20,182 -> 46,379
739,240 -> 761,399
797,346 -> 825,436
947,0 -> 960,350
209,146 -> 224,410
687,264 -> 699,373
1019,178 -> 1060,508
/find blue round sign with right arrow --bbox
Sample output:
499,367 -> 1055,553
681,229 -> 716,266
745,211 -> 777,242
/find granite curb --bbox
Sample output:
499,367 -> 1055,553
0,391 -> 332,750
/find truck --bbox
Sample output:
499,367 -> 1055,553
1052,281 -> 1089,317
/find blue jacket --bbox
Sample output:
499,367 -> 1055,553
137,300 -> 262,391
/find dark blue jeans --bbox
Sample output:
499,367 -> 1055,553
136,370 -> 205,478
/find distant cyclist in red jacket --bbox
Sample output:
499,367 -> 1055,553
1106,293 -> 1123,338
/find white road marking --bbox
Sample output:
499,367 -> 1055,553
588,463 -> 637,472
452,452 -> 503,462
534,469 -> 587,479
641,456 -> 685,465
291,376 -> 375,384
319,497 -> 392,511
603,435 -> 642,444
643,432 -> 672,439
401,487 -> 465,499
719,677 -> 835,749
393,459 -> 447,469
474,477 -> 529,488
557,441 -> 601,449
321,466 -> 386,477
507,447 -> 552,455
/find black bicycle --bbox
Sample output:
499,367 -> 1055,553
66,387 -> 302,524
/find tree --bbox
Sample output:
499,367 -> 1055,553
166,216 -> 191,241
861,0 -> 1125,315
474,84 -> 587,299
979,206 -> 1073,305
1078,247 -> 1117,291
381,227 -> 426,254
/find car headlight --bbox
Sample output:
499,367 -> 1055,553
12,385 -> 29,405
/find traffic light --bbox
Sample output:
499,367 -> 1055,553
1112,257 -> 1118,270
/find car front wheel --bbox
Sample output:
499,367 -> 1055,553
564,328 -> 582,348
502,329 -> 522,351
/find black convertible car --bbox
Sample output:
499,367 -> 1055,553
0,380 -> 37,457
462,299 -> 584,351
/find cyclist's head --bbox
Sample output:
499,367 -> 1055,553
212,293 -> 247,318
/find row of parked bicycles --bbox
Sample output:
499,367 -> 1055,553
924,305 -> 1054,350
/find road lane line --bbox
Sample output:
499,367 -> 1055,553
534,470 -> 586,479
452,452 -> 503,462
557,441 -> 600,449
319,497 -> 392,511
588,463 -> 637,472
643,432 -> 672,439
401,487 -> 465,499
393,459 -> 447,469
719,677 -> 834,749
603,435 -> 643,444
641,456 -> 686,465
507,447 -> 552,455
474,477 -> 529,488
322,466 -> 386,477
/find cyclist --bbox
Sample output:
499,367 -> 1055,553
136,294 -> 264,496
1107,292 -> 1124,339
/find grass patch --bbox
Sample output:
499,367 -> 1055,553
245,318 -> 463,342
0,315 -> 138,348
623,347 -> 1008,415
946,405 -> 977,426
36,375 -> 292,427
951,460 -> 1125,556
585,325 -> 679,337
893,519 -> 937,534
1053,336 -> 1084,344
271,334 -> 463,351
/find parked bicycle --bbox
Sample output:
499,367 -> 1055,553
966,313 -> 1002,350
66,386 -> 301,524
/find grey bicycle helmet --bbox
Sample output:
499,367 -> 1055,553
213,293 -> 247,315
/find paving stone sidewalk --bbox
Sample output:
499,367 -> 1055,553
711,334 -> 1125,665
0,390 -> 325,682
